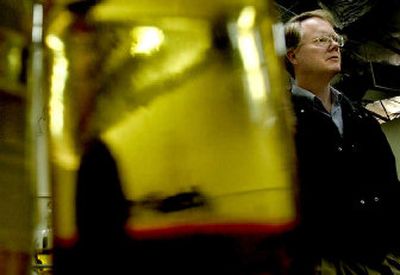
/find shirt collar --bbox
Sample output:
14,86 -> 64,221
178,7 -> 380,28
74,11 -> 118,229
331,87 -> 343,105
291,84 -> 343,106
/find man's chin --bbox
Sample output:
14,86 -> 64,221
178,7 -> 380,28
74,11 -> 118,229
329,66 -> 341,75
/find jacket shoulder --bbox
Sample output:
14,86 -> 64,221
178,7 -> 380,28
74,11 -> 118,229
340,95 -> 377,121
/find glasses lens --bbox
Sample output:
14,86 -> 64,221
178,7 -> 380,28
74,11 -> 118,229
338,36 -> 344,47
313,36 -> 330,47
333,35 -> 344,47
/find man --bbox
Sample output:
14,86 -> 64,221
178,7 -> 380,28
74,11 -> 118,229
284,9 -> 400,274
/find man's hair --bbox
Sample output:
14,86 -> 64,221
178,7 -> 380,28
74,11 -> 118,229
284,9 -> 337,77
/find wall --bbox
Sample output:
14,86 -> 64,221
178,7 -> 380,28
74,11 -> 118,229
382,118 -> 400,179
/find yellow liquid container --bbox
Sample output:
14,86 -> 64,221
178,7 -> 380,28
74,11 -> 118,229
45,0 -> 297,273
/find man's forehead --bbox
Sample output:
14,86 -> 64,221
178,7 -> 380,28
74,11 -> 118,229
300,17 -> 335,36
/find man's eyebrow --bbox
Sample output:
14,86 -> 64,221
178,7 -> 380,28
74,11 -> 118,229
312,31 -> 339,37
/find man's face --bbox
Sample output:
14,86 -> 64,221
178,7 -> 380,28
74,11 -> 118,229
291,17 -> 341,78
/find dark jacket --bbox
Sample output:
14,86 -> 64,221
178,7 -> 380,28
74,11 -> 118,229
290,89 -> 400,263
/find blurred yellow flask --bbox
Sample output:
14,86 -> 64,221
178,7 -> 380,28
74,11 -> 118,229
46,0 -> 297,244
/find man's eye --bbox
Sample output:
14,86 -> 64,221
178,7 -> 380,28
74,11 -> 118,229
318,37 -> 330,43
332,36 -> 341,43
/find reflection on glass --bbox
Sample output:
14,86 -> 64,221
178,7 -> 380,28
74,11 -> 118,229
130,26 -> 164,56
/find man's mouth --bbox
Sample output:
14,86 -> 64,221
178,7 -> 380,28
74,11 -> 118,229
328,56 -> 339,60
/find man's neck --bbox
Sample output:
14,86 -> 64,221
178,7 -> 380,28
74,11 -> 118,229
296,76 -> 333,112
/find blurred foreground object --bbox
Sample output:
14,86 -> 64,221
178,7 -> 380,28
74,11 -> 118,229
44,0 -> 297,274
0,0 -> 34,274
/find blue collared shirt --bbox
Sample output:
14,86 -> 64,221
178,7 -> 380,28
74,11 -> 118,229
291,85 -> 344,136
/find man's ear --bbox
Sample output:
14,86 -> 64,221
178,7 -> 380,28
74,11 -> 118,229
286,50 -> 297,64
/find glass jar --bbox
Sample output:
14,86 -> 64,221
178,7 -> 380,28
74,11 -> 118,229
44,0 -> 297,273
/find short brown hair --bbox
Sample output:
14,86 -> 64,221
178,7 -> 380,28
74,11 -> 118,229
284,9 -> 337,77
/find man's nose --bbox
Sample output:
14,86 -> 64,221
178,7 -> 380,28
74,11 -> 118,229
329,40 -> 340,51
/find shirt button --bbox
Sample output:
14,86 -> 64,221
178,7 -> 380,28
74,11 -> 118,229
337,146 -> 343,152
374,196 -> 380,202
300,109 -> 305,113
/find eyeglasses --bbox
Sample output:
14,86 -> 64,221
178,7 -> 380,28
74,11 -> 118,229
311,34 -> 345,47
